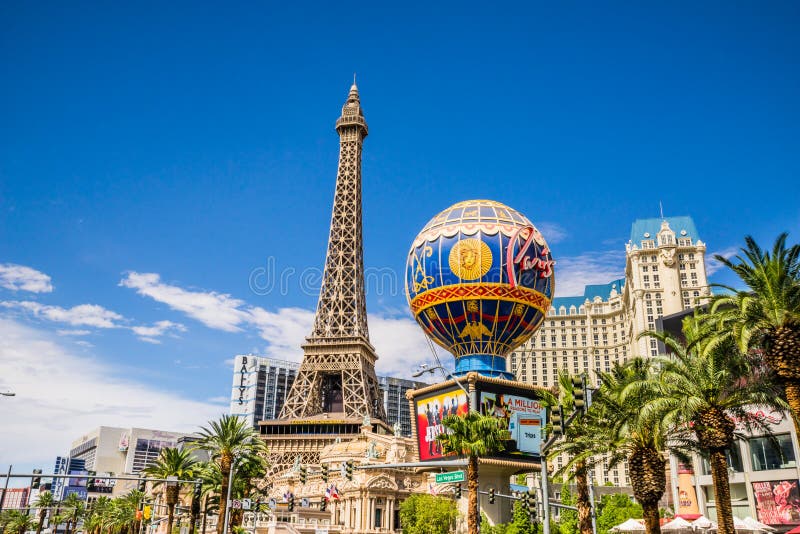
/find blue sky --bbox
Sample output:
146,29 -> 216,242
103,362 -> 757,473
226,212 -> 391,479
1,2 -> 798,475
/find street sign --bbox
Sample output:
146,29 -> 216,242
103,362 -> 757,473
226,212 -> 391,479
241,498 -> 251,510
268,498 -> 277,510
301,498 -> 310,508
231,499 -> 241,509
435,471 -> 466,484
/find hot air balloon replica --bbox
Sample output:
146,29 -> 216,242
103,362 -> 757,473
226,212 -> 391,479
406,199 -> 555,473
405,199 -> 555,379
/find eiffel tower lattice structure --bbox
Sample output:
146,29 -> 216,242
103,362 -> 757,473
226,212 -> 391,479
259,82 -> 389,482
279,81 -> 386,423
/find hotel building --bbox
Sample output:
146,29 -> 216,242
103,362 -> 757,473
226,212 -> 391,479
509,215 -> 712,486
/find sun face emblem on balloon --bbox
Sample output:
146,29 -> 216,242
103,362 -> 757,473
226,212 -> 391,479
449,239 -> 492,280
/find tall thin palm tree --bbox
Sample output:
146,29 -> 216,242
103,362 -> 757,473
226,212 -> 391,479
592,359 -> 676,534
545,370 -> 596,534
194,415 -> 267,534
436,410 -> 506,534
33,491 -> 55,534
60,493 -> 85,534
143,447 -> 199,534
641,313 -> 787,534
710,233 -> 800,434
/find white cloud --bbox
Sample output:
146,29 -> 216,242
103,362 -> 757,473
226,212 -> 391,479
131,320 -> 187,344
57,329 -> 92,336
1,301 -> 124,328
120,272 -> 251,332
554,249 -> 626,297
0,263 -> 53,293
118,272 -> 449,379
536,222 -> 568,245
0,318 -> 224,470
706,246 -> 739,276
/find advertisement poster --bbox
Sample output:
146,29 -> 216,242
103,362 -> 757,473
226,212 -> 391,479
479,391 -> 545,457
414,388 -> 469,461
752,480 -> 800,525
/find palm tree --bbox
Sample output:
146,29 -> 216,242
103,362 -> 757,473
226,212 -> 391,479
33,491 -> 55,534
195,415 -> 267,534
143,447 -> 199,534
435,409 -> 506,534
641,313 -> 787,534
4,510 -> 35,534
545,370 -> 596,534
60,493 -> 85,534
710,233 -> 800,434
47,514 -> 65,534
591,359 -> 675,534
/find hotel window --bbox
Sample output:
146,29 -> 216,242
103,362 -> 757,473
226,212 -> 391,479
650,255 -> 657,262
689,253 -> 695,260
680,263 -> 686,270
652,264 -> 658,272
750,435 -> 797,470
684,299 -> 691,308
679,253 -> 685,260
642,265 -> 648,272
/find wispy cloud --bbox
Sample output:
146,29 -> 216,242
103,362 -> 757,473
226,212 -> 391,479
1,301 -> 124,328
120,272 -> 251,332
120,271 -> 436,379
57,329 -> 92,336
536,222 -> 568,245
0,263 -> 53,293
131,320 -> 187,344
3,300 -> 186,344
554,249 -> 626,297
706,246 -> 739,276
0,318 -> 224,469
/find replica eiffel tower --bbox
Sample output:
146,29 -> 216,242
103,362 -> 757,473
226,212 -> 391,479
261,82 -> 388,476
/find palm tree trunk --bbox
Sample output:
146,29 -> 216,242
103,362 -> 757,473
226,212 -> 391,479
217,455 -> 232,534
709,449 -> 735,534
642,502 -> 661,534
468,454 -> 479,534
783,381 -> 800,440
575,462 -> 592,534
167,504 -> 175,534
37,509 -> 46,534
201,507 -> 208,534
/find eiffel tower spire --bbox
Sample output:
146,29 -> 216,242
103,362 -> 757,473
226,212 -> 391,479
279,82 -> 386,421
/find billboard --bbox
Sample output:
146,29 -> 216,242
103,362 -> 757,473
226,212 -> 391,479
752,480 -> 800,525
478,389 -> 545,458
413,387 -> 469,461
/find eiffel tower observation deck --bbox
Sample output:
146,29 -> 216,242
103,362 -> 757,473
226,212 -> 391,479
260,82 -> 390,476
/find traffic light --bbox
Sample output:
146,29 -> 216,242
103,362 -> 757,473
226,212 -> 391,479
320,499 -> 327,512
572,375 -> 586,413
138,478 -> 147,492
551,405 -> 564,436
31,469 -> 42,489
191,483 -> 202,515
321,464 -> 329,482
345,460 -> 354,481
288,494 -> 295,512
299,466 -> 307,484
488,488 -> 495,504
454,484 -> 462,499
525,490 -> 536,515
143,505 -> 152,520
87,470 -> 97,492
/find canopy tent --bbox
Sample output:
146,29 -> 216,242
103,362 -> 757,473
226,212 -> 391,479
742,517 -> 777,532
610,519 -> 646,532
692,516 -> 718,530
663,517 -> 695,531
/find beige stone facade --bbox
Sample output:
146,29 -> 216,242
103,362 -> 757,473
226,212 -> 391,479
508,216 -> 711,487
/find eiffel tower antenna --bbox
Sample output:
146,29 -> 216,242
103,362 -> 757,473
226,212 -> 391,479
279,81 -> 386,422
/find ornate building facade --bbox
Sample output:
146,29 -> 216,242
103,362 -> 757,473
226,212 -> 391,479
508,216 -> 711,486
